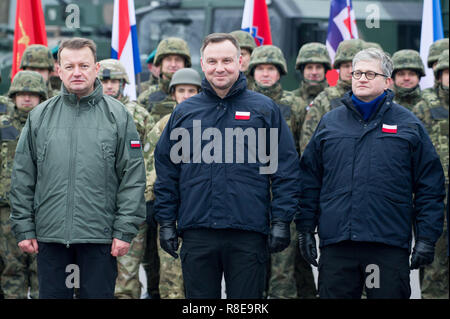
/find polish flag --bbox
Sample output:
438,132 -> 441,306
130,140 -> 141,148
111,0 -> 141,101
241,0 -> 272,46
382,124 -> 398,134
235,111 -> 251,120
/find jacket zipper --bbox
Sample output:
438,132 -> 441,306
65,101 -> 79,247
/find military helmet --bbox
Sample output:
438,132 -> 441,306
295,42 -> 331,71
169,68 -> 202,92
248,45 -> 288,76
333,39 -> 366,69
364,42 -> 383,51
98,59 -> 130,84
392,49 -> 425,77
230,30 -> 256,53
154,37 -> 191,68
20,44 -> 54,71
434,49 -> 449,78
8,70 -> 48,100
427,38 -> 449,68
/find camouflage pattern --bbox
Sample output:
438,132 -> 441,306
393,85 -> 424,111
434,49 -> 448,78
0,107 -> 39,298
248,45 -> 288,76
300,79 -> 352,153
230,30 -> 257,52
168,68 -> 202,93
364,41 -> 383,51
154,37 -> 191,67
291,80 -> 328,114
0,96 -> 15,117
146,115 -> 185,299
413,83 -> 448,299
98,59 -> 130,84
8,71 -> 48,101
427,38 -> 449,68
333,39 -> 366,69
295,42 -> 331,71
20,44 -> 54,71
137,77 -> 177,120
140,75 -> 159,93
114,223 -> 147,299
392,49 -> 425,77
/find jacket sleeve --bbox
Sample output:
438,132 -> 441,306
295,119 -> 324,232
153,114 -> 179,222
269,101 -> 300,223
9,117 -> 37,242
412,123 -> 445,245
113,110 -> 146,243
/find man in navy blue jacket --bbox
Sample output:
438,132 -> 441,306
153,33 -> 300,298
296,48 -> 445,299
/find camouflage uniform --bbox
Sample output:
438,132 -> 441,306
137,37 -> 191,117
0,71 -> 47,298
392,50 -> 425,111
299,39 -> 365,154
20,44 -> 59,98
246,45 -> 308,298
413,50 -> 449,299
140,49 -> 159,94
98,59 -> 156,299
230,30 -> 257,90
291,43 -> 331,106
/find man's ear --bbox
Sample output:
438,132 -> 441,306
385,77 -> 393,90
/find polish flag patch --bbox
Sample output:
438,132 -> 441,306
235,111 -> 250,120
130,140 -> 141,149
382,124 -> 397,134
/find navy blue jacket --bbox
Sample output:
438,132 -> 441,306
154,73 -> 300,235
296,90 -> 445,250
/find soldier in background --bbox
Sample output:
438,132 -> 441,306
291,43 -> 331,105
0,71 -> 48,298
427,38 -> 449,74
146,68 -> 201,299
299,39 -> 365,153
50,44 -> 62,92
391,50 -> 425,111
230,30 -> 257,89
137,37 -> 191,120
140,48 -> 160,93
246,45 -> 309,299
413,49 -> 449,299
20,45 -> 59,98
97,59 -> 155,299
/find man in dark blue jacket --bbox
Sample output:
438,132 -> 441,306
296,48 -> 445,299
153,33 -> 300,298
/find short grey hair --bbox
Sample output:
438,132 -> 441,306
352,48 -> 393,77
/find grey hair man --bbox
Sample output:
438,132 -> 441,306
296,48 -> 445,299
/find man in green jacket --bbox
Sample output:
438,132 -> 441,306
9,37 -> 146,299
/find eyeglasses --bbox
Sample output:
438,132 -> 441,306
351,70 -> 388,80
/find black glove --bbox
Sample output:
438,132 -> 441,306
159,220 -> 179,259
298,232 -> 318,267
410,240 -> 435,270
269,220 -> 291,253
146,201 -> 157,228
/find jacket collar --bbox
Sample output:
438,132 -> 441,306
61,78 -> 104,107
342,89 -> 395,121
202,72 -> 247,100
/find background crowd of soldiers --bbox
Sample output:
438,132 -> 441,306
0,31 -> 448,299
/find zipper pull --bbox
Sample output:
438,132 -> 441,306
66,242 -> 70,248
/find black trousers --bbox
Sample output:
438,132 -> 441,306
180,229 -> 268,299
37,242 -> 117,299
318,241 -> 411,299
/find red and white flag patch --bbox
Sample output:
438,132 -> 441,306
382,124 -> 397,134
235,111 -> 250,120
130,140 -> 141,149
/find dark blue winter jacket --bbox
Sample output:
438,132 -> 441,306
154,73 -> 300,235
296,90 -> 445,250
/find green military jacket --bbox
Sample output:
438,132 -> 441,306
413,84 -> 449,186
9,79 -> 146,245
137,76 -> 177,121
291,79 -> 328,105
393,85 -> 424,111
299,79 -> 352,153
0,96 -> 15,116
0,108 -> 28,207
